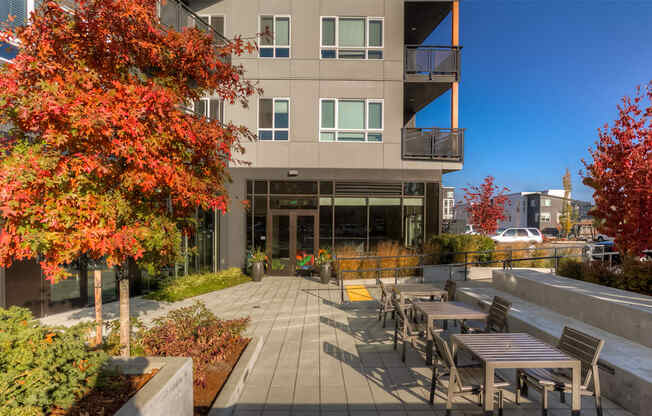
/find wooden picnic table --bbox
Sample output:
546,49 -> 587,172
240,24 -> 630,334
411,301 -> 488,364
388,283 -> 447,303
451,333 -> 582,416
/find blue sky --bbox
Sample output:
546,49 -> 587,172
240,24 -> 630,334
420,0 -> 652,202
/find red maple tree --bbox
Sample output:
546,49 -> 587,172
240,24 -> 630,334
582,83 -> 652,256
0,0 -> 258,353
462,176 -> 510,235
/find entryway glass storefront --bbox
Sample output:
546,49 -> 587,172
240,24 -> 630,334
246,180 -> 428,274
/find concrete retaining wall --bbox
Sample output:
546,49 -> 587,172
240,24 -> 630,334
110,357 -> 194,416
493,269 -> 652,348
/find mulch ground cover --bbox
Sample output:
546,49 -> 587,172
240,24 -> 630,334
50,369 -> 159,416
194,338 -> 250,415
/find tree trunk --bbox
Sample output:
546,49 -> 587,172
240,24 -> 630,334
119,264 -> 130,357
94,269 -> 103,346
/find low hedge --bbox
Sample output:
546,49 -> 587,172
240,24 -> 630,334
557,258 -> 652,296
425,234 -> 495,264
144,268 -> 251,302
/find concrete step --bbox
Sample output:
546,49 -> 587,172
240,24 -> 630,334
455,282 -> 652,416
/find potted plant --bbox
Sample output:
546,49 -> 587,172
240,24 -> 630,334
248,248 -> 267,282
316,248 -> 333,284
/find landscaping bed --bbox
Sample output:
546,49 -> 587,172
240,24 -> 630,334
144,268 -> 251,302
194,339 -> 249,415
51,369 -> 159,416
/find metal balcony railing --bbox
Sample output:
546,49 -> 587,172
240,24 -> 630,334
405,45 -> 460,81
401,127 -> 464,162
158,0 -> 228,46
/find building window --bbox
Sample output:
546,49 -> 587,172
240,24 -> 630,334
320,17 -> 383,60
259,15 -> 290,58
530,199 -> 537,207
543,198 -> 551,207
258,98 -> 289,140
193,98 -> 223,122
2,0 -> 27,28
319,99 -> 383,142
540,212 -> 551,223
198,15 -> 225,43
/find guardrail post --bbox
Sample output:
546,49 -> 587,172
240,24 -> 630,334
464,253 -> 468,281
554,247 -> 558,274
339,269 -> 344,304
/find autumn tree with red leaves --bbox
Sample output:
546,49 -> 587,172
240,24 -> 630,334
582,83 -> 652,256
0,0 -> 258,355
463,176 -> 510,236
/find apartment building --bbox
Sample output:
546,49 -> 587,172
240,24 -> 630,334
185,0 -> 464,273
0,0 -> 463,314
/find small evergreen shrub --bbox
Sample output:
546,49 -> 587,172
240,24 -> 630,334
0,307 -> 107,415
141,302 -> 250,387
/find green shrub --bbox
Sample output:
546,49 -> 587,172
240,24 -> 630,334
0,307 -> 107,415
144,268 -> 251,302
557,258 -> 652,296
426,234 -> 495,265
141,302 -> 250,387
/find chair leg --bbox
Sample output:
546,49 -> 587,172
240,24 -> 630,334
402,339 -> 407,362
498,390 -> 504,416
542,387 -> 549,416
382,311 -> 387,328
594,368 -> 603,416
430,366 -> 438,404
515,370 -> 522,405
393,319 -> 398,350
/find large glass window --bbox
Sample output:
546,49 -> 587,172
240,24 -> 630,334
320,17 -> 383,59
259,98 -> 289,141
404,198 -> 424,248
369,198 -> 402,249
260,15 -> 290,58
320,198 -> 333,249
320,99 -> 383,142
198,15 -> 225,44
334,198 -> 367,250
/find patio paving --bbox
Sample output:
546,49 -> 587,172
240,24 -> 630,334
40,275 -> 633,416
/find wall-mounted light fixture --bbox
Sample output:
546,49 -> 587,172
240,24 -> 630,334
288,169 -> 299,177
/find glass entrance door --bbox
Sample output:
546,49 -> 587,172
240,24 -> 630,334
268,211 -> 318,275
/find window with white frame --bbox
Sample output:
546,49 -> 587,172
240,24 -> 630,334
193,98 -> 223,122
543,198 -> 551,207
198,15 -> 225,43
320,16 -> 383,59
319,99 -> 383,142
258,98 -> 289,140
540,212 -> 551,223
259,15 -> 290,58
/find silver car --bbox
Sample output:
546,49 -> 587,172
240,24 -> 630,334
491,227 -> 543,244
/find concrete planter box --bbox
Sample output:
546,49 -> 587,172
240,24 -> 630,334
209,337 -> 263,416
108,356 -> 194,416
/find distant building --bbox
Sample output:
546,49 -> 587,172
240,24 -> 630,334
454,189 -> 592,232
442,187 -> 455,221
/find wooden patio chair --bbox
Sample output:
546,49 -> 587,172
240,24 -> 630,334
430,328 -> 509,415
516,326 -> 605,416
442,279 -> 457,301
378,280 -> 396,328
392,296 -> 431,362
461,295 -> 511,334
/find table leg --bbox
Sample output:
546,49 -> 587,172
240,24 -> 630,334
571,362 -> 581,416
426,316 -> 433,365
483,362 -> 494,415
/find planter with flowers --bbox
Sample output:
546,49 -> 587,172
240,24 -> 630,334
316,249 -> 333,284
247,248 -> 267,282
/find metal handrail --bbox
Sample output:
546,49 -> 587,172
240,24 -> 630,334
401,127 -> 464,162
405,45 -> 460,80
158,0 -> 229,45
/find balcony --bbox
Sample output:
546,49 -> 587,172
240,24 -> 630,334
158,0 -> 227,46
401,127 -> 464,162
405,45 -> 460,83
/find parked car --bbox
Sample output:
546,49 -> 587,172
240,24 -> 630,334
594,233 -> 614,242
491,227 -> 543,244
